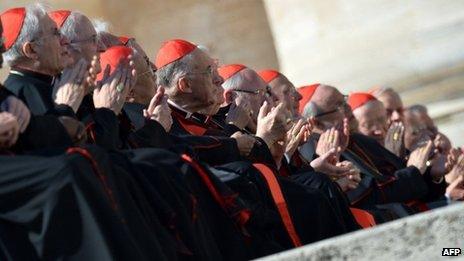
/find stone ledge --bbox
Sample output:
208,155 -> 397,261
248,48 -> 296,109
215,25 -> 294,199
257,203 -> 464,261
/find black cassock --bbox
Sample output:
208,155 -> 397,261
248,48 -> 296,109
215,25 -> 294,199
4,69 -> 75,117
0,146 -> 179,261
298,133 -> 446,221
165,103 -> 354,245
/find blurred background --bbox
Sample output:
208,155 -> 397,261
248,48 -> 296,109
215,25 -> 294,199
1,0 -> 463,145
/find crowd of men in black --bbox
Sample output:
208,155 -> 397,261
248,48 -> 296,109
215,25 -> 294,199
0,4 -> 463,261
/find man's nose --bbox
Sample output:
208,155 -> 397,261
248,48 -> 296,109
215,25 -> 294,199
391,110 -> 402,122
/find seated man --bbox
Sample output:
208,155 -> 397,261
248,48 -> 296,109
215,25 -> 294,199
297,85 -> 445,220
1,5 -> 85,116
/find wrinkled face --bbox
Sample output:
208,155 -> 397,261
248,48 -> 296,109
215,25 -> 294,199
233,69 -> 267,123
0,21 -> 4,66
33,15 -> 66,75
187,49 -> 224,115
269,76 -> 300,117
131,46 -> 156,105
353,100 -> 388,144
68,15 -> 106,65
377,90 -> 404,125
312,85 -> 346,131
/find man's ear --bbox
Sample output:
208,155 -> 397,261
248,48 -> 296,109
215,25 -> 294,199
177,76 -> 192,94
22,42 -> 39,60
223,89 -> 235,104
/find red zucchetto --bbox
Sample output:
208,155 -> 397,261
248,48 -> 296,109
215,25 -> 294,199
298,84 -> 320,114
258,69 -> 280,84
97,46 -> 133,81
48,10 -> 71,29
347,92 -> 378,111
1,7 -> 26,50
155,39 -> 197,69
218,64 -> 247,81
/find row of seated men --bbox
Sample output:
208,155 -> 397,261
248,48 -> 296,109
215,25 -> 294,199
0,4 -> 463,261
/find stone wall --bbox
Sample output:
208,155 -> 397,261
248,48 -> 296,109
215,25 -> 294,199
257,203 -> 464,261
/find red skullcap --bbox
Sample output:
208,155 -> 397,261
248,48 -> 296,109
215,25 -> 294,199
348,92 -> 377,111
218,64 -> 247,81
155,39 -> 197,69
48,10 -> 71,29
1,7 -> 26,50
97,46 -> 133,81
298,84 -> 320,114
258,69 -> 280,84
119,36 -> 133,46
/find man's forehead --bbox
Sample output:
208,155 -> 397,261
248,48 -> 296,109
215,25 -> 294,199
270,75 -> 292,91
240,69 -> 266,90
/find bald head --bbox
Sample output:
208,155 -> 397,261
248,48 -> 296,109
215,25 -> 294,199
222,68 -> 267,124
302,84 -> 346,132
353,99 -> 388,144
268,74 -> 302,118
373,88 -> 404,125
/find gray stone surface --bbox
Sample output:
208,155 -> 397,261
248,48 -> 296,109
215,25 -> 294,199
257,203 -> 464,261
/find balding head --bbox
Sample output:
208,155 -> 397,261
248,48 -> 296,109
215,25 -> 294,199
156,47 -> 224,115
302,84 -> 346,132
373,88 -> 404,125
268,74 -> 302,118
406,104 -> 438,136
222,68 -> 267,125
352,99 -> 388,144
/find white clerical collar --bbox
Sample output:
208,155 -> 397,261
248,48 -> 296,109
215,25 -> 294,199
167,99 -> 193,118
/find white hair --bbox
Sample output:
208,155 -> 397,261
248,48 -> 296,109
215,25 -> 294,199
2,3 -> 48,66
221,70 -> 245,91
155,51 -> 195,88
91,18 -> 110,33
302,101 -> 320,119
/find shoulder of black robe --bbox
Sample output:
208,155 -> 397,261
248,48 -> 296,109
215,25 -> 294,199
12,115 -> 73,153
0,147 -> 172,260
123,147 -> 254,260
3,70 -> 75,117
343,134 -> 428,211
171,106 -> 275,166
353,133 -> 446,202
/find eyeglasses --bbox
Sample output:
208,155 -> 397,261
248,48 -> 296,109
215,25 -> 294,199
314,95 -> 348,118
234,89 -> 267,96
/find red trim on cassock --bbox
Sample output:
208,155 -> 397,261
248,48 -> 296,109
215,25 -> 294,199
253,163 -> 302,247
181,154 -> 252,228
66,147 -> 119,211
350,208 -> 376,228
172,111 -> 208,136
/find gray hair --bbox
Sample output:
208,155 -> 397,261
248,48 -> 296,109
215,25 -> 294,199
155,52 -> 194,88
302,101 -> 320,119
2,3 -> 48,66
407,104 -> 428,114
221,70 -> 244,91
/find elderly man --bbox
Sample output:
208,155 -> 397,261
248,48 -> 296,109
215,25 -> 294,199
370,87 -> 404,125
0,17 -> 88,152
299,85 -> 447,220
155,40 -> 357,251
1,5 -> 90,116
258,69 -> 302,120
